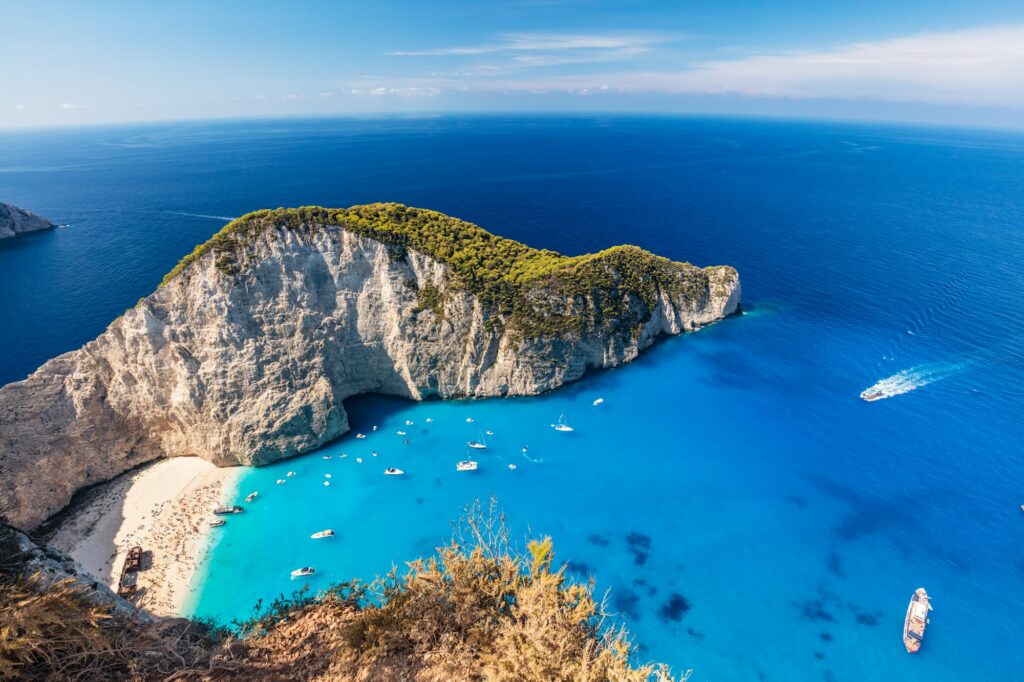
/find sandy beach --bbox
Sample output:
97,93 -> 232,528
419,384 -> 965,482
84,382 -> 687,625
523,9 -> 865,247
47,456 -> 239,617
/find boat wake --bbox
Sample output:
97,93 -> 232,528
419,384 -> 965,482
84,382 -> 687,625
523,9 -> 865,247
861,362 -> 969,401
169,211 -> 236,222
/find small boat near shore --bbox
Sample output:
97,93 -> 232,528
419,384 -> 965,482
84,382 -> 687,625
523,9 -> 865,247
903,587 -> 932,653
245,491 -> 258,503
291,567 -> 315,578
209,518 -> 225,527
311,529 -> 335,539
213,505 -> 243,515
456,460 -> 478,471
384,467 -> 404,476
551,414 -> 574,432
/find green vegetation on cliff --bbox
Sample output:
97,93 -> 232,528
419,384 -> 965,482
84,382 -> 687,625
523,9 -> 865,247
161,203 -> 726,338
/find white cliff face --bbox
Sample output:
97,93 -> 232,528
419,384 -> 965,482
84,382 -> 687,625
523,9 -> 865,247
0,203 -> 56,239
0,219 -> 739,529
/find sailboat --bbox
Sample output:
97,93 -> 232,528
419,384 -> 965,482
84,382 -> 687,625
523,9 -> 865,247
467,433 -> 488,449
551,414 -> 574,432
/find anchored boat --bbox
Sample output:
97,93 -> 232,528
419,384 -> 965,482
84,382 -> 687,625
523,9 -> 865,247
551,414 -> 574,432
311,529 -> 335,539
384,467 -> 404,476
456,460 -> 478,472
212,505 -> 243,515
903,587 -> 932,653
291,567 -> 315,578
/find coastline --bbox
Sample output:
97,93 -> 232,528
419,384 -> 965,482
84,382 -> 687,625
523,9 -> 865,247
46,456 -> 240,617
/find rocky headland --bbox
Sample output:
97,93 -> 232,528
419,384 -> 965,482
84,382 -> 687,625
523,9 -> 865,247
0,202 -> 56,239
0,203 -> 740,529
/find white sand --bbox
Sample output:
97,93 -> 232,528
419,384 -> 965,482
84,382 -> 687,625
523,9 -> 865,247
48,456 -> 239,617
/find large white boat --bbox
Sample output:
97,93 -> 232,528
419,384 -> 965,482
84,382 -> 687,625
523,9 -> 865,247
384,467 -> 404,476
290,567 -> 315,578
860,388 -> 886,401
311,529 -> 335,539
212,505 -> 243,515
456,460 -> 478,471
467,440 -> 487,450
903,587 -> 932,653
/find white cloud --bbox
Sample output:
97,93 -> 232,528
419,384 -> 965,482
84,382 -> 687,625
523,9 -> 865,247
388,32 -> 669,65
389,25 -> 1024,108
15,104 -> 25,110
58,102 -> 87,109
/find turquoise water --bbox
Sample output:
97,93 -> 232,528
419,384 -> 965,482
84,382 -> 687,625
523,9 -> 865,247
2,116 -> 1023,680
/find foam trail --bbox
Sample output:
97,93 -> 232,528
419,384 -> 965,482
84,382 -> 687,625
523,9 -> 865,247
170,212 -> 236,222
862,361 -> 971,401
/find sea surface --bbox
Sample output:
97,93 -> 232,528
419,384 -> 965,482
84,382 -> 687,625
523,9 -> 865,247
2,115 -> 1023,681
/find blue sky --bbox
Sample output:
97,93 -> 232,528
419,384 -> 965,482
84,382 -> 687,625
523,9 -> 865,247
4,0 -> 1024,128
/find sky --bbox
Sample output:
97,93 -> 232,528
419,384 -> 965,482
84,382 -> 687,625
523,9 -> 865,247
3,0 -> 1024,129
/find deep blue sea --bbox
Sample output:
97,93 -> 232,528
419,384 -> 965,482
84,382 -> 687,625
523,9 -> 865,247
2,116 -> 1023,681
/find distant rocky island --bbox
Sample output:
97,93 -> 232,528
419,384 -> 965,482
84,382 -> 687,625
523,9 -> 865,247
0,203 -> 740,529
0,202 -> 56,239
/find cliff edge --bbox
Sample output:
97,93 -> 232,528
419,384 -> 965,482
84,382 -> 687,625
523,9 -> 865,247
0,203 -> 740,529
0,203 -> 56,239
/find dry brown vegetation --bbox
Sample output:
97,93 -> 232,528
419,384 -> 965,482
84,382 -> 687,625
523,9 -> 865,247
1,503 -> 676,681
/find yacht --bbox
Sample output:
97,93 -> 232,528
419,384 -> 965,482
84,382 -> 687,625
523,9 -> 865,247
384,467 -> 404,476
903,588 -> 932,653
286,471 -> 296,477
551,414 -> 574,432
290,567 -> 315,578
276,479 -> 286,485
860,387 -> 886,401
356,433 -> 367,439
208,518 -> 226,527
466,417 -> 474,423
212,505 -> 243,515
311,529 -> 335,539
397,430 -> 407,436
456,460 -> 479,472
593,397 -> 605,406
405,420 -> 414,426
467,440 -> 487,450
245,492 -> 258,503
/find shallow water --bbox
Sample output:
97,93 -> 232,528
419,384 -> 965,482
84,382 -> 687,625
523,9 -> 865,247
2,116 -> 1023,680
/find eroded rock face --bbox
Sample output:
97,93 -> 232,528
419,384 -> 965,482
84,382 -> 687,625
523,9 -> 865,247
0,203 -> 56,239
0,216 -> 739,529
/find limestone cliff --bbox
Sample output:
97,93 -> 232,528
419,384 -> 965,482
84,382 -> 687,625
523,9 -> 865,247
0,204 -> 739,529
0,202 -> 56,239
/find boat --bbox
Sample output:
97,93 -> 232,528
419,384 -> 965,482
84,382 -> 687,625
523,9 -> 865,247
508,463 -> 517,470
356,433 -> 367,439
324,473 -> 332,478
322,455 -> 332,460
356,457 -> 363,463
397,430 -> 407,436
286,471 -> 296,477
311,529 -> 335,539
426,418 -> 434,423
290,567 -> 315,578
372,425 -> 379,431
456,460 -> 478,471
551,414 -> 574,432
405,420 -> 414,426
384,467 -> 404,476
466,417 -> 474,423
209,518 -> 225,527
245,492 -> 258,503
372,451 -> 379,457
903,588 -> 932,653
593,397 -> 604,406
276,479 -> 286,485
467,440 -> 487,450
212,505 -> 243,515
485,430 -> 494,436
322,481 -> 330,486
860,388 -> 886,401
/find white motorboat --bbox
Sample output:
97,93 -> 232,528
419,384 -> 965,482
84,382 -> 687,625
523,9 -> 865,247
551,414 -> 574,432
287,471 -> 296,477
425,418 -> 434,423
466,417 -> 474,423
397,430 -> 407,436
245,492 -> 258,503
322,481 -> 330,486
311,529 -> 335,539
356,433 -> 367,439
593,397 -> 605,406
322,455 -> 332,460
290,567 -> 315,578
324,473 -> 332,478
485,430 -> 494,436
213,505 -> 243,515
356,457 -> 363,463
384,467 -> 404,476
372,425 -> 379,431
456,460 -> 479,471
276,479 -> 286,485
209,518 -> 226,527
508,463 -> 517,470
405,420 -> 414,426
